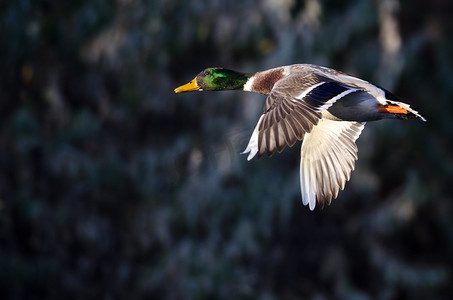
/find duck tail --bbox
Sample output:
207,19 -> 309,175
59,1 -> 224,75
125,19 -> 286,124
385,100 -> 427,122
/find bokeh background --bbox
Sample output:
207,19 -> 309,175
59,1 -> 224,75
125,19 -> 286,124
1,0 -> 452,299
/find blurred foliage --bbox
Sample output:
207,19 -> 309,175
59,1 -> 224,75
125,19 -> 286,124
1,0 -> 453,299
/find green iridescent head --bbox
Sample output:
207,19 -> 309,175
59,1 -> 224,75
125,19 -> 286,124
174,68 -> 252,93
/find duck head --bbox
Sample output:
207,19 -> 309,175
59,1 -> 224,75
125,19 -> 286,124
174,68 -> 252,93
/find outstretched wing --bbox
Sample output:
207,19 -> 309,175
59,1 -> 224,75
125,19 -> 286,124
242,72 -> 360,160
299,119 -> 365,210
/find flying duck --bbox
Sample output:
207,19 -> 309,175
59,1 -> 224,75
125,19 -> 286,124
174,64 -> 425,210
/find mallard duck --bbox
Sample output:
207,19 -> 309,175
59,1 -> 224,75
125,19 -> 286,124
174,64 -> 425,210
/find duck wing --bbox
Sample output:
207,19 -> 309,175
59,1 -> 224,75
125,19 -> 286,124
242,72 -> 360,159
299,119 -> 365,210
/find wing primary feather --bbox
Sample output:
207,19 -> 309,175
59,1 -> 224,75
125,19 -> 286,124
273,122 -> 280,153
286,116 -> 304,141
265,127 -> 271,155
282,118 -> 298,147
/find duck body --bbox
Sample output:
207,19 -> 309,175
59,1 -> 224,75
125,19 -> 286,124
243,64 -> 420,122
175,64 -> 425,210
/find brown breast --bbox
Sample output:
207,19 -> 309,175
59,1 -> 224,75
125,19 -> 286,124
251,67 -> 286,95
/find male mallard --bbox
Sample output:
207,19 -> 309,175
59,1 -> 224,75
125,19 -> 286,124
174,64 -> 425,210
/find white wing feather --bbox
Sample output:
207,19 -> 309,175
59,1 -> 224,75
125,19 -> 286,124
299,119 -> 365,210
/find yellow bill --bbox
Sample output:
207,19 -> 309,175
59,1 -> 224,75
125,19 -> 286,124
174,77 -> 200,93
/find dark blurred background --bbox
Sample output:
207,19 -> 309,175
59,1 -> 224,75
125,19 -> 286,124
1,0 -> 452,299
